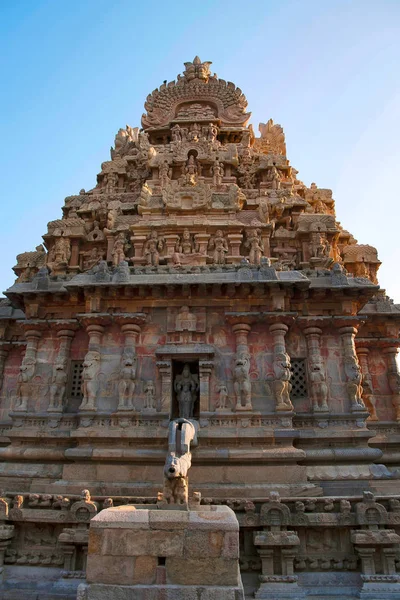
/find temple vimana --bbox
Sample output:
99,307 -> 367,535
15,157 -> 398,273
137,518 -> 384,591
0,56 -> 400,600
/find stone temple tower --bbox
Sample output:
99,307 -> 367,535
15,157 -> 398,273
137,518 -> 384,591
0,57 -> 400,599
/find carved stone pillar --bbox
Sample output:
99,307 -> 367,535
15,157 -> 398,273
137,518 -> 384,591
227,233 -> 243,262
106,234 -> 114,262
69,239 -> 80,269
14,325 -> 43,413
48,323 -> 77,413
357,347 -> 378,421
199,360 -> 213,413
194,233 -> 210,256
269,323 -> 293,412
383,347 -> 400,421
164,234 -> 179,261
130,234 -> 147,262
303,326 -> 328,413
339,326 -> 366,413
156,360 -> 172,414
355,547 -> 376,575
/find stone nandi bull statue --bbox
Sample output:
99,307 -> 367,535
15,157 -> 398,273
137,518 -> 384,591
163,418 -> 198,505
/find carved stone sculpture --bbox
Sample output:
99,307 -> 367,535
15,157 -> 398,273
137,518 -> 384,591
79,351 -> 101,411
216,384 -> 230,411
174,363 -> 199,419
344,356 -> 365,409
234,354 -> 252,411
208,229 -> 229,264
15,356 -> 36,412
117,355 -> 137,411
211,158 -> 224,186
111,232 -> 127,267
308,358 -> 329,412
143,380 -> 156,412
267,165 -> 281,190
143,230 -> 164,266
48,358 -> 67,412
245,228 -> 264,265
272,352 -> 293,411
162,418 -> 198,505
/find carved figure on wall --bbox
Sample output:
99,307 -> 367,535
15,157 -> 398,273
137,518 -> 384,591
175,306 -> 197,331
344,356 -> 365,409
207,123 -> 218,141
50,235 -> 71,267
272,352 -> 293,411
104,171 -> 118,194
237,148 -> 257,189
309,232 -> 330,259
245,228 -> 264,265
182,154 -> 201,186
388,371 -> 400,421
83,247 -> 103,271
117,355 -> 137,411
111,232 -> 127,267
211,158 -> 224,186
171,124 -> 183,142
79,351 -> 101,411
175,229 -> 196,255
174,364 -> 199,419
234,354 -> 252,410
362,372 -> 378,421
216,384 -> 230,411
267,165 -> 281,190
158,159 -> 172,187
308,359 -> 329,412
48,358 -> 67,411
188,122 -> 201,142
144,230 -> 164,266
143,380 -> 156,412
208,230 -> 229,264
15,356 -> 36,411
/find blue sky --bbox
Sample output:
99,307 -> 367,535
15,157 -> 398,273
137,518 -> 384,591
1,0 -> 399,299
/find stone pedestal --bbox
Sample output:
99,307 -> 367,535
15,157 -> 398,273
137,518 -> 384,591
80,504 -> 244,600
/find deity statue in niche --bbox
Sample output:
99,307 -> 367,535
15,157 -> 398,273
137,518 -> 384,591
143,380 -> 156,412
158,159 -> 172,188
175,229 -> 196,255
309,231 -> 330,259
345,356 -> 365,409
272,352 -> 293,411
182,154 -> 202,186
267,165 -> 281,190
173,230 -> 205,266
211,158 -> 224,186
15,356 -> 36,411
80,351 -> 101,411
111,232 -> 127,266
245,228 -> 264,265
171,124 -> 183,142
175,306 -> 197,331
208,230 -> 229,265
104,171 -> 118,194
216,384 -> 230,411
144,230 -> 164,266
174,364 -> 199,419
308,358 -> 329,412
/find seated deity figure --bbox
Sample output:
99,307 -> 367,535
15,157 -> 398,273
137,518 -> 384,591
174,364 -> 199,419
173,229 -> 205,266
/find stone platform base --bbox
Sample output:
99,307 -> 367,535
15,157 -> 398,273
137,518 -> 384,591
82,504 -> 244,600
79,582 -> 244,600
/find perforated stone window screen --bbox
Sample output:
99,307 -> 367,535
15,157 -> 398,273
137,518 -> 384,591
68,360 -> 84,399
290,358 -> 308,399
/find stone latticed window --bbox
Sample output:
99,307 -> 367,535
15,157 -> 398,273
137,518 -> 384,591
68,360 -> 83,400
0,55 -> 399,599
289,358 -> 308,399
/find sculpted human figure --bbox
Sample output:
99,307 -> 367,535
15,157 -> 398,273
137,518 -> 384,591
143,380 -> 156,411
234,354 -> 252,410
362,372 -> 378,420
176,229 -> 195,255
272,352 -> 293,411
117,355 -> 137,410
208,123 -> 218,141
144,230 -> 164,266
158,159 -> 172,187
15,356 -> 36,411
183,155 -> 201,185
104,171 -> 118,194
111,232 -> 127,266
48,358 -> 67,411
171,124 -> 183,142
308,358 -> 329,412
267,165 -> 281,190
246,229 -> 264,265
309,232 -> 330,259
84,247 -> 102,271
79,351 -> 101,411
174,364 -> 199,419
175,306 -> 197,331
216,384 -> 229,411
208,229 -> 229,265
52,235 -> 71,266
345,357 -> 365,408
211,158 -> 224,186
